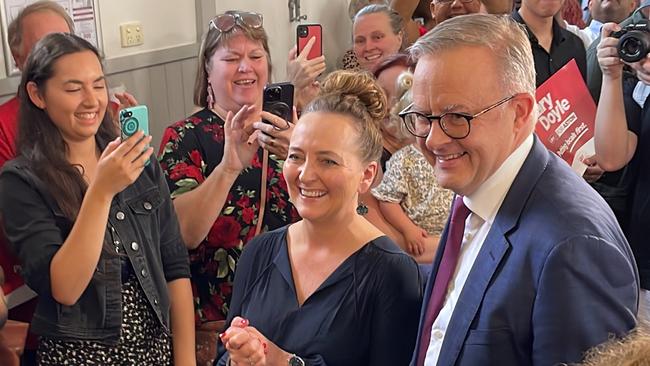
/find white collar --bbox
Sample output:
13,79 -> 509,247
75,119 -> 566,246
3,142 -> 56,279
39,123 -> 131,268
464,134 -> 534,224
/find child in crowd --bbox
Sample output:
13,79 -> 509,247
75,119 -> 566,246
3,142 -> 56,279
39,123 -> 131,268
372,71 -> 453,262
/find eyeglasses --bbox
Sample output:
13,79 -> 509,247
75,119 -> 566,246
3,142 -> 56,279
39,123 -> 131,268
209,12 -> 263,33
398,95 -> 515,139
433,0 -> 476,4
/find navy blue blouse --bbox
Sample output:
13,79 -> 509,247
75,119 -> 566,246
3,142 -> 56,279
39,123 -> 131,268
217,226 -> 423,365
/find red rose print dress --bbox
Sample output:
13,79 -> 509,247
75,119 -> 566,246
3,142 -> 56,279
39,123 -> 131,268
158,108 -> 298,324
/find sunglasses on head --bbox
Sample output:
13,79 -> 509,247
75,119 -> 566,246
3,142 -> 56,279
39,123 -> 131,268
209,12 -> 263,33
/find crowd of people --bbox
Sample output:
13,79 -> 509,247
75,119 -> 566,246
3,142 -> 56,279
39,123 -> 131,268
0,0 -> 649,365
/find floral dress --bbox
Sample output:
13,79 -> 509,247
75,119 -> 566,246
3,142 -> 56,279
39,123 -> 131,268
158,108 -> 298,324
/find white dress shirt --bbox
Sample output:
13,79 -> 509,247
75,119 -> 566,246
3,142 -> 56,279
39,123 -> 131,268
424,134 -> 534,366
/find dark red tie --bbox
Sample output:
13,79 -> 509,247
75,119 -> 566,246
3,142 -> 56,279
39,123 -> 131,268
416,196 -> 471,366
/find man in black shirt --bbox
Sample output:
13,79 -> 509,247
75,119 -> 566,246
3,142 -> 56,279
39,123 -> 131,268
512,0 -> 587,87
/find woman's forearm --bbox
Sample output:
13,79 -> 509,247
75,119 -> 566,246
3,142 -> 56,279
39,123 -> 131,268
173,164 -> 240,248
49,185 -> 112,306
168,278 -> 195,366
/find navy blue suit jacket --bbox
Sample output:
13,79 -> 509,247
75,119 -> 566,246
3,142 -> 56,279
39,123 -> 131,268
411,137 -> 639,366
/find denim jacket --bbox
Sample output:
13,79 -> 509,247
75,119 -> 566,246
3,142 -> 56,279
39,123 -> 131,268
0,155 -> 190,345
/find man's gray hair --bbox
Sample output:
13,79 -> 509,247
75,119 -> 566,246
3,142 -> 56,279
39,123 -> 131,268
8,1 -> 74,58
409,14 -> 536,97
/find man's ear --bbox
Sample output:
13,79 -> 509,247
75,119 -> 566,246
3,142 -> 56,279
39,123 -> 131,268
26,81 -> 46,109
512,93 -> 536,132
358,160 -> 379,194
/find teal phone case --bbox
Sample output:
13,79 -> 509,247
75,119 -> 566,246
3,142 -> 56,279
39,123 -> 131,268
119,105 -> 150,165
119,105 -> 149,139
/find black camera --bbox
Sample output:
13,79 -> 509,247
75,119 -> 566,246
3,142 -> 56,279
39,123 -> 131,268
297,26 -> 309,38
612,19 -> 650,63
262,82 -> 294,124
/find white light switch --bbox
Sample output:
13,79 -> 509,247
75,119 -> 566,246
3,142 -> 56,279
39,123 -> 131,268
120,22 -> 144,47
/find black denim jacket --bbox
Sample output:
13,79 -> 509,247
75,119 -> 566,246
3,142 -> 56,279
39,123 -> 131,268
0,156 -> 190,345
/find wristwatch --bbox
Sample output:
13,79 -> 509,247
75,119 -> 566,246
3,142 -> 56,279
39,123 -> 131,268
288,354 -> 305,366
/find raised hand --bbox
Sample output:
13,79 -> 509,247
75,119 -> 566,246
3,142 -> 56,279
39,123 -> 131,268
287,37 -> 326,109
597,23 -> 625,79
221,105 -> 260,176
253,107 -> 298,159
91,131 -> 153,199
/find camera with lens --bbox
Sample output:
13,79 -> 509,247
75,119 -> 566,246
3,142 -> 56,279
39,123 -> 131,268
297,26 -> 309,38
612,19 -> 650,63
262,82 -> 294,123
119,110 -> 140,137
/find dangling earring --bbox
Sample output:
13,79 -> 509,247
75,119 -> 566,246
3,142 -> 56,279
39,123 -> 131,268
206,82 -> 215,110
356,201 -> 368,216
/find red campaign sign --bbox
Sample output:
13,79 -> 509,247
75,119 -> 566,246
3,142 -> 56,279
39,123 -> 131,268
535,59 -> 595,175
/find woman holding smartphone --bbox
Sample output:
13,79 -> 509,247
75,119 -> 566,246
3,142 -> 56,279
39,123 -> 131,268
158,11 -> 304,338
0,33 -> 194,365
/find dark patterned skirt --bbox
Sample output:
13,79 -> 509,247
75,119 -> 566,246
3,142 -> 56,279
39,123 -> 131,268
37,275 -> 172,365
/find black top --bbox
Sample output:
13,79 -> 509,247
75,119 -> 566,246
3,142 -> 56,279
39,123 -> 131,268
622,78 -> 650,289
217,226 -> 423,366
511,10 -> 588,87
0,154 -> 190,344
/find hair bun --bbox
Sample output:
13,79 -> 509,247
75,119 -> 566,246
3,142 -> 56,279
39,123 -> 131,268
320,70 -> 387,122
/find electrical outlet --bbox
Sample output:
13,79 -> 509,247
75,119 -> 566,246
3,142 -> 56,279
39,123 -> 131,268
120,22 -> 143,47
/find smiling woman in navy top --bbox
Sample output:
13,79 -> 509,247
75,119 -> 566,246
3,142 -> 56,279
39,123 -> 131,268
217,70 -> 423,366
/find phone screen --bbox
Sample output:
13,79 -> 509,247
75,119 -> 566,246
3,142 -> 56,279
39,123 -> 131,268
297,24 -> 322,60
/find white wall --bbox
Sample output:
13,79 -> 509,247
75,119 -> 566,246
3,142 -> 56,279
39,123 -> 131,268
214,0 -> 352,82
97,0 -> 197,59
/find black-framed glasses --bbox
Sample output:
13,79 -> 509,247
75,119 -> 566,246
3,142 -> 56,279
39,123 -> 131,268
209,12 -> 263,33
399,95 -> 515,139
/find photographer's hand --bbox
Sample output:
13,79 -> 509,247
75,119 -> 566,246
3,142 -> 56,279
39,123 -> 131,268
597,23 -> 624,79
287,38 -> 326,111
252,107 -> 298,159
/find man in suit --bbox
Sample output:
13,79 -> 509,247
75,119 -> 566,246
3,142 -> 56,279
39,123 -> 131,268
401,14 -> 639,366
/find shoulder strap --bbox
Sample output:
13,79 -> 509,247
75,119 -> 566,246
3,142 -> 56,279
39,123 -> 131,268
254,149 -> 269,236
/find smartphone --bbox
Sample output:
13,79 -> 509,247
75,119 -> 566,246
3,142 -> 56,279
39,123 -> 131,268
119,105 -> 150,164
119,105 -> 149,140
262,82 -> 294,125
297,24 -> 322,60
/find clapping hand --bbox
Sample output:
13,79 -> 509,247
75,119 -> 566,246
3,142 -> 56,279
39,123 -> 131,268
221,105 -> 261,176
221,316 -> 294,366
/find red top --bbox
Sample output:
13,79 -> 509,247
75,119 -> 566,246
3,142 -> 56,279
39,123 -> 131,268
0,96 -> 38,350
0,96 -> 18,163
0,96 -> 21,296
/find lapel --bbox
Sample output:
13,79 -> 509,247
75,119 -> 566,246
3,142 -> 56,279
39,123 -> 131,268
435,137 -> 551,366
